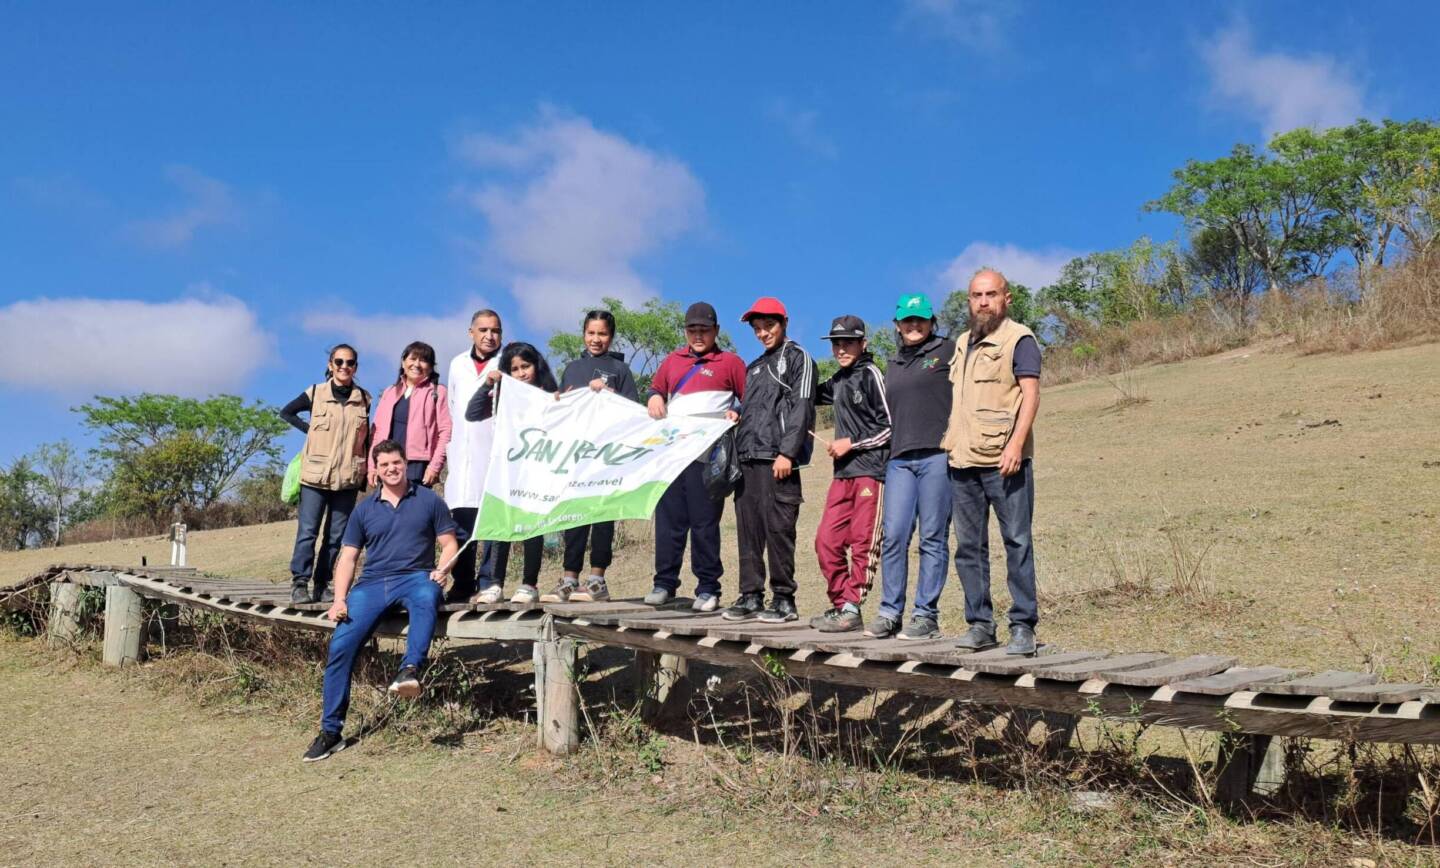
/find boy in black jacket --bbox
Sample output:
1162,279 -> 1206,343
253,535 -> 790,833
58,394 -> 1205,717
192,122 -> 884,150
541,310 -> 641,604
811,316 -> 891,632
723,296 -> 818,623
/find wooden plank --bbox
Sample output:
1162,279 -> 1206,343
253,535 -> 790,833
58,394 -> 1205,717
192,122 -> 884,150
1328,683 -> 1435,704
1032,652 -> 1169,683
658,614 -> 749,637
817,636 -> 957,661
571,600 -> 695,625
1102,655 -> 1239,688
965,649 -> 1108,676
611,610 -> 720,631
749,627 -> 857,651
706,621 -> 819,642
908,644 -> 992,666
541,599 -> 654,618
1170,666 -> 1305,696
1261,671 -> 1378,697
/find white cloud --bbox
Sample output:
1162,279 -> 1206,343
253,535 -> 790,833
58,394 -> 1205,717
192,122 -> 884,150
1200,22 -> 1373,137
899,0 -> 1016,52
938,241 -> 1080,291
0,294 -> 274,395
766,98 -> 838,159
126,165 -> 241,249
300,298 -> 494,374
455,109 -> 705,330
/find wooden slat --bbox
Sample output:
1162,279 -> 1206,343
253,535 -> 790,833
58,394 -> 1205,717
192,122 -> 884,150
610,610 -> 718,631
541,599 -> 654,618
1102,655 -> 1239,688
749,627 -> 856,651
1170,666 -> 1306,696
908,645 -> 999,666
1261,671 -> 1378,697
663,614 -> 756,637
1032,652 -> 1169,683
1328,683 -> 1436,704
815,636 -> 954,661
964,649 -> 1107,676
706,621 -> 817,642
575,602 -> 695,626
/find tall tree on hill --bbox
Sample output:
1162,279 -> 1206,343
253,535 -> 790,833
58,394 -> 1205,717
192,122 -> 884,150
0,457 -> 46,550
32,440 -> 89,547
1185,225 -> 1266,319
76,394 -> 287,516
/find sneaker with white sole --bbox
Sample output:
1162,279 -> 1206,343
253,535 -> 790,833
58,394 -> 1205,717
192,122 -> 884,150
539,579 -> 578,603
510,585 -> 540,604
692,593 -> 720,612
643,587 -> 674,606
388,665 -> 422,699
570,576 -> 610,603
469,585 -> 504,605
302,730 -> 346,763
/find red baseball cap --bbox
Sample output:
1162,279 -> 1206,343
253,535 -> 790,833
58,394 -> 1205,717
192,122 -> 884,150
740,296 -> 788,322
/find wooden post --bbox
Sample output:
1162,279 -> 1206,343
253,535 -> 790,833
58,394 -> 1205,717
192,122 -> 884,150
1215,733 -> 1287,805
47,582 -> 84,648
533,617 -> 579,755
102,585 -> 145,666
635,650 -> 690,723
170,522 -> 188,567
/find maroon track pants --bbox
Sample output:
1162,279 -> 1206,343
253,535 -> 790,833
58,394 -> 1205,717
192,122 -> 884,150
814,475 -> 884,608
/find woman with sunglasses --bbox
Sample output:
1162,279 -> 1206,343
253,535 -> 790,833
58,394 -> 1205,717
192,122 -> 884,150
464,341 -> 559,605
368,341 -> 452,489
279,344 -> 372,605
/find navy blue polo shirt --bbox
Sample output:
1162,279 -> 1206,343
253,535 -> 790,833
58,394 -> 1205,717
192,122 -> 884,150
341,483 -> 458,582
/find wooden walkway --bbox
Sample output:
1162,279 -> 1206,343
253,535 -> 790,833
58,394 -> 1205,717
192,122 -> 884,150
10,563 -> 1440,802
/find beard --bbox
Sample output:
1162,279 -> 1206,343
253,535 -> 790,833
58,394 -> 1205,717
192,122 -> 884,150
970,309 -> 1004,338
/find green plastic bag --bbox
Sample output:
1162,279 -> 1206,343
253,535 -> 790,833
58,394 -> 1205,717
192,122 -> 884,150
281,453 -> 303,505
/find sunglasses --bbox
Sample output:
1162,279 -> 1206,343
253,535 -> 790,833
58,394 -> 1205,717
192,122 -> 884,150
332,358 -> 358,369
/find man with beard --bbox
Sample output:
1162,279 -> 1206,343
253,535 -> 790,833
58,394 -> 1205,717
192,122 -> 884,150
942,269 -> 1043,655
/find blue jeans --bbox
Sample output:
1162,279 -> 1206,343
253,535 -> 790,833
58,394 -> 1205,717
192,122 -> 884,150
320,570 -> 443,734
289,485 -> 358,591
877,449 -> 952,621
950,460 -> 1038,630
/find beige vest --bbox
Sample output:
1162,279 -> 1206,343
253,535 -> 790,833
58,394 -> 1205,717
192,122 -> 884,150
300,381 -> 371,490
941,317 -> 1036,469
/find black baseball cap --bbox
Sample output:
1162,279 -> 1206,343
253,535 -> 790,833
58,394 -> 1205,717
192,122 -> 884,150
821,315 -> 866,341
684,302 -> 718,327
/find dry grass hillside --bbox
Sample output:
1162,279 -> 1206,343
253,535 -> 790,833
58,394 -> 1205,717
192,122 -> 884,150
7,339 -> 1439,675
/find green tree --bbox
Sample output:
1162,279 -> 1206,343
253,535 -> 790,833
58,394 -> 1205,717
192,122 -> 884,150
1345,119 -> 1440,261
104,432 -> 224,519
1185,225 -> 1266,318
1037,238 -> 1187,341
548,297 -> 734,392
32,440 -> 89,546
76,394 -> 287,511
0,457 -> 47,550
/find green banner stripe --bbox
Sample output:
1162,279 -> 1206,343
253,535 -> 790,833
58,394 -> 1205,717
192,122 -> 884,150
472,481 -> 673,541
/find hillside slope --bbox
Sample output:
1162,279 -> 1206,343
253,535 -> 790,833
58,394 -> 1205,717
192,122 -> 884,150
6,342 -> 1438,673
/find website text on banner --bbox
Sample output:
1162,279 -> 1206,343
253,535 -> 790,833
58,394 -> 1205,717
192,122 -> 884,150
473,375 -> 733,542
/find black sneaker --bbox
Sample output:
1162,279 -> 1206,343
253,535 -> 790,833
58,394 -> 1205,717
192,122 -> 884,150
815,608 -> 863,633
898,614 -> 940,641
757,595 -> 798,623
302,730 -> 346,763
388,665 -> 422,699
1006,624 -> 1037,656
956,623 -> 999,650
290,581 -> 312,605
721,592 -> 765,621
808,608 -> 839,629
316,585 -> 334,604
863,614 -> 901,639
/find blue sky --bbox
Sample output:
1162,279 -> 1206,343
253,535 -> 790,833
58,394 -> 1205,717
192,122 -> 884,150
3,1 -> 1438,463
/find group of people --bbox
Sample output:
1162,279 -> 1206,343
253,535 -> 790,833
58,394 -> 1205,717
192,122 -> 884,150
289,269 -> 1042,762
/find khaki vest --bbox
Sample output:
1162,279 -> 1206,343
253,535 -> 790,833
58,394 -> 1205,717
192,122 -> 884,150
300,381 -> 371,490
941,317 -> 1036,469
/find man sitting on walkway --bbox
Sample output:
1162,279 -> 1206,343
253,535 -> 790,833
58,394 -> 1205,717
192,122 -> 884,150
303,439 -> 459,762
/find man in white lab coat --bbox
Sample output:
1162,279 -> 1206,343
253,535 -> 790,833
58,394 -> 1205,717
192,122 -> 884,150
444,308 -> 505,602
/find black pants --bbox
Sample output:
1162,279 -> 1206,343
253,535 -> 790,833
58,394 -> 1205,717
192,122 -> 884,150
448,508 -> 503,600
735,459 -> 802,598
653,461 -> 725,597
563,521 -> 614,574
489,536 -> 545,587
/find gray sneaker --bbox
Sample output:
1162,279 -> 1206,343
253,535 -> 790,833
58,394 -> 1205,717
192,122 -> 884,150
898,615 -> 940,641
863,614 -> 901,639
1006,624 -> 1037,656
815,608 -> 863,633
539,578 -> 578,603
570,577 -> 610,603
956,623 -> 999,650
643,587 -> 675,606
692,593 -> 720,612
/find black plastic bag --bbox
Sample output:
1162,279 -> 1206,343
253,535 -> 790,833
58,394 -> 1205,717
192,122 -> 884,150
702,427 -> 742,501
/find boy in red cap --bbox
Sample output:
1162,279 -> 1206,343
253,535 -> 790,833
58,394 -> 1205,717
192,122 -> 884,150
722,296 -> 818,623
811,315 -> 891,632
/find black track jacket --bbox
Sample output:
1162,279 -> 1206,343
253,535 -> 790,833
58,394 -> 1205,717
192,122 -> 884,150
815,352 -> 891,479
736,339 -> 818,465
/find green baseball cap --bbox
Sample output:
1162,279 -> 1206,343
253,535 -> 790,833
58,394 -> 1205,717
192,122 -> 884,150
894,293 -> 934,320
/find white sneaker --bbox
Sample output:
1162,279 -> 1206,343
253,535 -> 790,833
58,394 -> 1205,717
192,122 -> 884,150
470,585 -> 504,605
510,585 -> 540,604
692,593 -> 720,612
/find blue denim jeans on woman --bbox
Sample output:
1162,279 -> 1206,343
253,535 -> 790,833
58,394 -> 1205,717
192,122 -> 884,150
289,485 -> 358,591
877,449 -> 953,621
949,459 -> 1038,630
320,570 -> 443,734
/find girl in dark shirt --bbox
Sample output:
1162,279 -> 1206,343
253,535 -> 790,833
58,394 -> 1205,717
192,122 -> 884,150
463,342 -> 558,605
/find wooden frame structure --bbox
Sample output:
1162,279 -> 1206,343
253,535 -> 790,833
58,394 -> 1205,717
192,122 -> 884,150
11,564 -> 1440,802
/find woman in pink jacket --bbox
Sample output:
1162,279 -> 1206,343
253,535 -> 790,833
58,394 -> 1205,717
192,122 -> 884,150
369,341 -> 453,488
